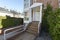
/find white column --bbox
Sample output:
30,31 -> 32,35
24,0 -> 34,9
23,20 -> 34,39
40,4 -> 42,23
38,4 -> 42,34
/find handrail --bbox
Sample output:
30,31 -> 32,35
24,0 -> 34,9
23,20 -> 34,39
4,25 -> 24,40
38,22 -> 40,34
4,25 -> 24,32
24,23 -> 29,30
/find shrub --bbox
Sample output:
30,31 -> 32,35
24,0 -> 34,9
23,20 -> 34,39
47,8 -> 60,40
43,4 -> 60,40
42,3 -> 52,32
0,16 -> 6,28
0,16 -> 23,28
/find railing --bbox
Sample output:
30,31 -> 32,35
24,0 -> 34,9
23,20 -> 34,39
38,22 -> 41,34
4,25 -> 25,40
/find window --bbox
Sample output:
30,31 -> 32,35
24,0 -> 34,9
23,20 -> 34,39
24,0 -> 29,8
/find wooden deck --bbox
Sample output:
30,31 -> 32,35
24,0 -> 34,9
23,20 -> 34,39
7,32 -> 36,40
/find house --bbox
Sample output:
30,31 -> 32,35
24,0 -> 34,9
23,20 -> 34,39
0,7 -> 23,18
24,0 -> 60,35
24,0 -> 43,35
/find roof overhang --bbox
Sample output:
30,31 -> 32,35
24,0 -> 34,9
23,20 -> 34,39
30,3 -> 43,8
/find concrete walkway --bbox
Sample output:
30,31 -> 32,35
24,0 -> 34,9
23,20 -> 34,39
7,32 -> 36,40
0,35 -> 4,40
0,32 -> 52,40
36,32 -> 52,40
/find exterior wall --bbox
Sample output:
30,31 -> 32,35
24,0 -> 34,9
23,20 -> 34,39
24,10 -> 30,23
50,0 -> 58,9
24,0 -> 59,23
24,0 -> 30,9
31,0 -> 59,9
24,0 -> 31,23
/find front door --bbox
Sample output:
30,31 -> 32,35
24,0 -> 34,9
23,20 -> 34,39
33,12 -> 40,21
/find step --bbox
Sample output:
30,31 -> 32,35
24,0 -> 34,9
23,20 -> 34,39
26,30 -> 38,35
27,28 -> 38,32
26,21 -> 39,35
31,23 -> 38,25
30,25 -> 38,27
28,26 -> 38,31
32,21 -> 39,23
29,26 -> 38,29
27,27 -> 38,32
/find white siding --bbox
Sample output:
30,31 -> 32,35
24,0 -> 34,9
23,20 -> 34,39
24,0 -> 30,9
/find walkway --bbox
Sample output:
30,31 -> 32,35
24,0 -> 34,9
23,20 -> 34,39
0,31 -> 52,40
7,32 -> 36,40
36,32 -> 52,40
0,35 -> 4,40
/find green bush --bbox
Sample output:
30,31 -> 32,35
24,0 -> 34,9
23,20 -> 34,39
0,16 -> 6,28
47,9 -> 60,40
0,16 -> 23,28
42,3 -> 52,32
43,4 -> 60,40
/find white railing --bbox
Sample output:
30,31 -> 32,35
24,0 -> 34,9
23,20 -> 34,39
24,23 -> 29,30
38,22 -> 41,34
4,25 -> 25,40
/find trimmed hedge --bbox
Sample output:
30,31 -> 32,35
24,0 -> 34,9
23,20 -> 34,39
0,16 -> 23,28
43,4 -> 60,40
47,9 -> 60,40
0,16 -> 6,28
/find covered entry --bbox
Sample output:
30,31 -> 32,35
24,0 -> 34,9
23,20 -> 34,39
33,12 -> 40,21
32,6 -> 40,21
30,3 -> 42,23
30,3 -> 43,34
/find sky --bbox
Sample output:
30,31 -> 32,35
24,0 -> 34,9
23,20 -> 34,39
0,0 -> 24,13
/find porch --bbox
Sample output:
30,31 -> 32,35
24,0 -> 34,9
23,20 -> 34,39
1,25 -> 37,40
0,3 -> 51,40
0,25 -> 51,40
24,3 -> 42,23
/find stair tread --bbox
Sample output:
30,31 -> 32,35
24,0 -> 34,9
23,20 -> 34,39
26,21 -> 39,35
27,28 -> 38,32
29,26 -> 38,28
28,26 -> 38,31
26,30 -> 38,35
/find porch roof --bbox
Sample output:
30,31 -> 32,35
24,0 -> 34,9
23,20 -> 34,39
30,3 -> 43,8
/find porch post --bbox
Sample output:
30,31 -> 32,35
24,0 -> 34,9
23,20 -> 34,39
40,4 -> 42,23
38,4 -> 42,34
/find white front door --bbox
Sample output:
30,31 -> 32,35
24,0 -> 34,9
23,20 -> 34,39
33,12 -> 40,21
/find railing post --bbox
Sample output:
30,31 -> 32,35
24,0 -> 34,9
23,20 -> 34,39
3,25 -> 24,40
4,30 -> 6,40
